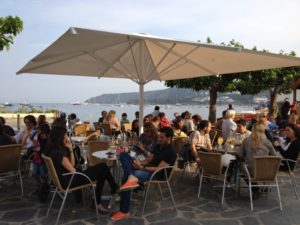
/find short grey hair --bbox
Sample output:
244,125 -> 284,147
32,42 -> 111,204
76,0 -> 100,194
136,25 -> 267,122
226,109 -> 236,118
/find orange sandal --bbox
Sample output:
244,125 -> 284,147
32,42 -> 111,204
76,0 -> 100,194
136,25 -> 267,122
118,181 -> 139,192
111,211 -> 129,221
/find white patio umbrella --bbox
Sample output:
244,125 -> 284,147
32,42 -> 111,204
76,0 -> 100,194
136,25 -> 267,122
17,27 -> 300,130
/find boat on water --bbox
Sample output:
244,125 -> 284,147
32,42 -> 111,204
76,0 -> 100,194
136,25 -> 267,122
19,102 -> 33,107
4,102 -> 13,106
72,101 -> 81,105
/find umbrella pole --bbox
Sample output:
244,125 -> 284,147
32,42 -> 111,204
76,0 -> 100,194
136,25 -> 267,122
139,83 -> 144,134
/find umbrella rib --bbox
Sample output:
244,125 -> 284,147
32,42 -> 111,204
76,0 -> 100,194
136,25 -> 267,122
153,42 -> 218,76
128,37 -> 143,82
144,41 -> 177,82
99,39 -> 139,77
118,61 -> 140,83
17,52 -> 86,74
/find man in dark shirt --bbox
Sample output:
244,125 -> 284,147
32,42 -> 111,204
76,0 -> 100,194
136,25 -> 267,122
0,125 -> 14,145
0,117 -> 15,136
111,127 -> 176,221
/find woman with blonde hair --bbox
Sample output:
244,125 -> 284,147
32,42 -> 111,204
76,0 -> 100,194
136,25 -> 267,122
103,110 -> 121,135
240,123 -> 277,173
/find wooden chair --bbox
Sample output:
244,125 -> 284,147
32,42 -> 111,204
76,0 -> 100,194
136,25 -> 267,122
198,151 -> 230,205
73,124 -> 88,136
243,156 -> 282,211
87,141 -> 110,167
0,144 -> 23,196
172,137 -> 189,154
209,129 -> 218,146
142,165 -> 177,215
41,154 -> 99,225
280,154 -> 300,199
100,123 -> 113,137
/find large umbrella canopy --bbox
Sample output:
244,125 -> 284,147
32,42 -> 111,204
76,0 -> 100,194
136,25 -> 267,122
17,27 -> 300,129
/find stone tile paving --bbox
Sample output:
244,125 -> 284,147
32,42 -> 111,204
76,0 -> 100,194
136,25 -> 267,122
0,171 -> 299,225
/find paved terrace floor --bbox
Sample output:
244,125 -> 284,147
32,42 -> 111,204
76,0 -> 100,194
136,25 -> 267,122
0,170 -> 300,225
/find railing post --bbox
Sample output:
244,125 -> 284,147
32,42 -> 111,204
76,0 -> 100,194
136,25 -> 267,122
17,114 -> 20,130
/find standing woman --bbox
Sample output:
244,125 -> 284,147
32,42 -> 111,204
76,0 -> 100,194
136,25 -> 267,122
46,127 -> 119,213
273,123 -> 300,170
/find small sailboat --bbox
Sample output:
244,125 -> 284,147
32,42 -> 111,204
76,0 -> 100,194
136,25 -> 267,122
72,101 -> 81,105
4,102 -> 13,106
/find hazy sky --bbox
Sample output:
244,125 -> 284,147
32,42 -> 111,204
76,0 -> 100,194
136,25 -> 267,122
1,0 -> 300,103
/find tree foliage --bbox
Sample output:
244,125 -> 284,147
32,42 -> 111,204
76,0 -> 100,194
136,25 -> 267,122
0,16 -> 23,51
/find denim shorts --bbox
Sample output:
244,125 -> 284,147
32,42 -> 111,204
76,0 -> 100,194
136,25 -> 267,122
32,163 -> 47,178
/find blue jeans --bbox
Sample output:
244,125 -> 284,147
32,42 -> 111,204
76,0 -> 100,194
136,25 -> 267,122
119,152 -> 152,213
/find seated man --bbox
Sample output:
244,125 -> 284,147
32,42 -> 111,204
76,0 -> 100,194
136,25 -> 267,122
227,119 -> 251,145
111,127 -> 176,221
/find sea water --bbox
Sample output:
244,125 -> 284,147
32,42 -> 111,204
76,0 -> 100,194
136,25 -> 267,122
14,103 -> 255,123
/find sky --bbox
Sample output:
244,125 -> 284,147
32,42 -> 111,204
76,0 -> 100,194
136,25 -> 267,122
1,0 -> 300,103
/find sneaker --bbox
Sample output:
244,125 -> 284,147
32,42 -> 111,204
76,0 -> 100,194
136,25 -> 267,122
111,211 -> 129,221
118,181 -> 139,192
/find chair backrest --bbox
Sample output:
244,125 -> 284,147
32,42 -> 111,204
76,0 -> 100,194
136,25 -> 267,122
172,137 -> 189,154
101,123 -> 112,136
42,154 -> 64,191
0,144 -> 22,172
253,156 -> 282,181
209,130 -> 218,145
85,130 -> 100,143
74,124 -> 88,136
87,141 -> 110,166
198,151 -> 222,176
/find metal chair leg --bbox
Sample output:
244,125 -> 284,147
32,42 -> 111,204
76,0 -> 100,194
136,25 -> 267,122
290,172 -> 299,199
142,183 -> 151,216
221,177 -> 226,205
91,186 -> 100,224
55,192 -> 69,225
249,182 -> 253,211
276,178 -> 283,211
18,169 -> 24,197
158,183 -> 164,199
47,189 -> 57,217
166,180 -> 177,211
197,174 -> 203,199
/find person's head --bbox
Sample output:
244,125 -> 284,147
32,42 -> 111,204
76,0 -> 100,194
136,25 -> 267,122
197,120 -> 211,134
154,106 -> 160,111
192,114 -> 202,125
37,115 -> 47,126
236,119 -> 247,134
0,116 -> 6,125
284,123 -> 300,141
46,126 -> 68,153
38,123 -> 51,140
226,110 -> 235,119
135,111 -> 139,119
173,112 -> 179,118
228,104 -> 233,110
59,112 -> 66,119
152,116 -> 160,127
173,118 -> 184,130
181,111 -> 189,119
101,111 -> 107,118
143,122 -> 158,139
52,117 -> 67,129
158,112 -> 165,119
222,110 -> 227,119
251,122 -> 266,147
69,113 -> 77,120
106,110 -> 116,120
184,112 -> 192,120
24,115 -> 37,129
143,114 -> 153,124
285,97 -> 289,102
121,113 -> 127,119
158,127 -> 173,145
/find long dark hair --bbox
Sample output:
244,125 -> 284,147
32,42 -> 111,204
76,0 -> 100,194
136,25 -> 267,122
285,123 -> 300,143
46,127 -> 70,157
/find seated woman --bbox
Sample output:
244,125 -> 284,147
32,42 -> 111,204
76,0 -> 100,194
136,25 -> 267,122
180,120 -> 212,163
273,123 -> 300,171
173,118 -> 187,137
103,110 -> 121,136
239,123 -> 277,173
46,127 -> 118,213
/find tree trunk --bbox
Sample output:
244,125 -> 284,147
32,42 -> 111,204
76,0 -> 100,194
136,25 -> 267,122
208,86 -> 217,123
269,89 -> 278,118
